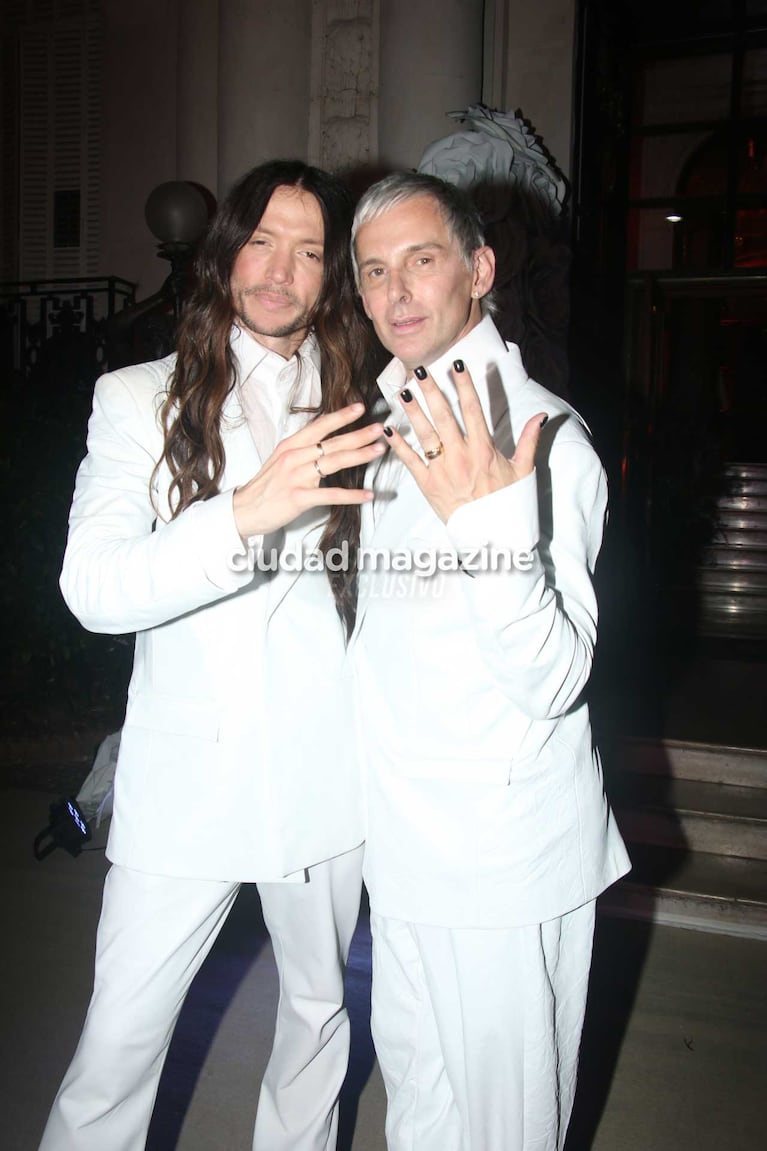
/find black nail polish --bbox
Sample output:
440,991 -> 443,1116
400,388 -> 413,403
413,366 -> 427,380
453,359 -> 465,372
383,425 -> 393,437
540,414 -> 549,428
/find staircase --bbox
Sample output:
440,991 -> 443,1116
697,461 -> 767,638
599,737 -> 767,940
598,464 -> 767,939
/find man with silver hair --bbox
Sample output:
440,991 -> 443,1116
349,172 -> 630,1151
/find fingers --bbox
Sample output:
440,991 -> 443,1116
405,363 -> 546,476
319,421 -> 385,455
397,385 -> 446,457
378,424 -> 429,481
400,363 -> 493,455
450,361 -> 494,446
511,413 -> 548,478
234,410 -> 382,537
311,439 -> 386,480
287,402 -> 368,449
407,369 -> 465,452
279,407 -> 383,464
276,416 -> 384,484
306,486 -> 376,507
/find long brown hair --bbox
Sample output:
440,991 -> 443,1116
154,160 -> 378,636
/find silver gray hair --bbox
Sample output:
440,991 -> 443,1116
351,172 -> 496,314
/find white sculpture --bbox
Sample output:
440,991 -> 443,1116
418,104 -> 568,224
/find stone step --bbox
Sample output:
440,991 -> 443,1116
704,529 -> 764,547
702,546 -> 767,571
600,738 -> 767,937
605,737 -> 767,788
718,494 -> 767,513
698,568 -> 767,592
599,844 -> 767,940
697,458 -> 767,639
706,524 -> 767,545
697,594 -> 767,636
611,775 -> 767,859
722,462 -> 767,490
697,531 -> 767,632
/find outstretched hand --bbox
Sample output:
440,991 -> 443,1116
383,361 -> 547,523
233,403 -> 384,538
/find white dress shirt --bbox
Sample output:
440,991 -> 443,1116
234,324 -> 322,462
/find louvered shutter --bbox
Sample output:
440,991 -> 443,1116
17,3 -> 103,279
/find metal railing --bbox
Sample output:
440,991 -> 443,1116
0,276 -> 136,388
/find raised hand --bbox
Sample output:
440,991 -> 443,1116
233,403 -> 384,538
383,361 -> 547,523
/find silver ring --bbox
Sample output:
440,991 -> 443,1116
314,458 -> 325,478
424,441 -> 444,461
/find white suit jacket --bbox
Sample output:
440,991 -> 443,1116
351,317 -> 630,928
60,338 -> 362,882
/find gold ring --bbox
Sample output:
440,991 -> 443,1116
424,442 -> 444,460
316,442 -> 325,457
314,459 -> 325,478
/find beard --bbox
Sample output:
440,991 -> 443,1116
233,286 -> 313,342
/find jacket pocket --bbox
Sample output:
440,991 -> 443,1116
124,692 -> 221,742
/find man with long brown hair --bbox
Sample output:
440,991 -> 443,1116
39,160 -> 384,1151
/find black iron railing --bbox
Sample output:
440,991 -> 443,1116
0,277 -> 136,389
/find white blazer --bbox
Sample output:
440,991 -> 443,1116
60,345 -> 362,882
351,317 -> 630,928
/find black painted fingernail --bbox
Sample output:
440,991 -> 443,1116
400,388 -> 413,403
383,425 -> 393,437
413,365 -> 427,380
453,359 -> 465,372
540,414 -> 549,428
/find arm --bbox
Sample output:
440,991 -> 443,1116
446,439 -> 606,720
59,369 -> 257,634
60,368 -> 384,635
381,363 -> 605,720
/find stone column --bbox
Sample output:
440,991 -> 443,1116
378,0 -> 484,171
217,0 -> 313,194
308,0 -> 379,174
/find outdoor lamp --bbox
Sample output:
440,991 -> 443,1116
144,181 -> 210,320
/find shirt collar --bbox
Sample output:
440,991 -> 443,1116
376,314 -> 509,425
230,322 -> 320,379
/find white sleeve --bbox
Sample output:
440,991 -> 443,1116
59,369 -> 258,635
445,440 -> 607,720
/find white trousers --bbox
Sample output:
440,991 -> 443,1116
38,845 -> 363,1151
370,901 -> 596,1151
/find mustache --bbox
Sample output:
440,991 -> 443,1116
240,284 -> 298,302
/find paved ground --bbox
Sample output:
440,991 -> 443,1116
2,633 -> 765,1149
2,787 -> 765,1151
